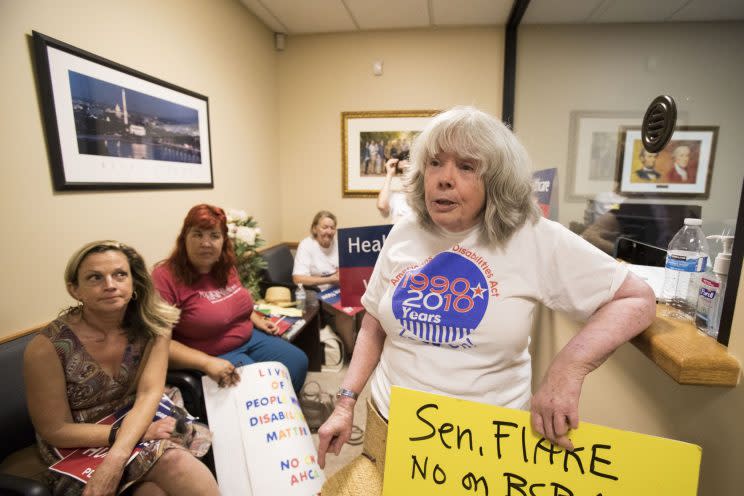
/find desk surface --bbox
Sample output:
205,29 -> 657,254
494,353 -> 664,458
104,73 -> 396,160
632,303 -> 741,386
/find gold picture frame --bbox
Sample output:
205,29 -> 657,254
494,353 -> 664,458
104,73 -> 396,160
341,110 -> 438,198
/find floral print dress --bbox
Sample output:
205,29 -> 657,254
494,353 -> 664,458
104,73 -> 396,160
36,319 -> 211,495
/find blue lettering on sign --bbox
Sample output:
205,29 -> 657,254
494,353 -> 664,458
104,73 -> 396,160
392,252 -> 488,346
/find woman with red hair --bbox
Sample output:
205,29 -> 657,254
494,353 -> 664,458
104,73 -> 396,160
152,204 -> 308,392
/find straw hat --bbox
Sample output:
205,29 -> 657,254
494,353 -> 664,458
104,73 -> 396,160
265,286 -> 293,306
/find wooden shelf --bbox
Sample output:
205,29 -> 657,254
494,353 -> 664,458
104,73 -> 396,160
631,304 -> 741,386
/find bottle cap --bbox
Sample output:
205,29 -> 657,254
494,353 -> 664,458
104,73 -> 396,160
683,218 -> 702,226
713,253 -> 731,275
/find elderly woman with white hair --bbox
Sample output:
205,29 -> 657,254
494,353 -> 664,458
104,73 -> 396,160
317,106 -> 655,493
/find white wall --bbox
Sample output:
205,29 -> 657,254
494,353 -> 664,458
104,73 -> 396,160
276,27 -> 504,241
0,0 -> 280,332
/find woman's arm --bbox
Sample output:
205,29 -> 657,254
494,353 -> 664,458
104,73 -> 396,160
169,339 -> 239,387
292,272 -> 339,287
24,335 -> 113,448
83,334 -> 172,495
530,272 -> 655,450
317,312 -> 387,468
376,159 -> 399,217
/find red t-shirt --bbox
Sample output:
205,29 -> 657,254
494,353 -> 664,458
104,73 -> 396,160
152,264 -> 254,355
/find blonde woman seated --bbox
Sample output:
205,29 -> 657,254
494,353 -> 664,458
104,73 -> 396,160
293,211 -> 358,354
24,241 -> 218,496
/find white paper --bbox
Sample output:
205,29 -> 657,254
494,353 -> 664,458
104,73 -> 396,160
627,264 -> 666,300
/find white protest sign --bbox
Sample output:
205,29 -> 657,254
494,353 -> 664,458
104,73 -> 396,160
203,362 -> 324,496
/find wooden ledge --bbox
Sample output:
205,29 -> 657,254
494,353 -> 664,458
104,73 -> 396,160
631,304 -> 741,387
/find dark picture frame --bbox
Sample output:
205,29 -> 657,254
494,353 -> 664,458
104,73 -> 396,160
32,31 -> 213,190
617,126 -> 718,199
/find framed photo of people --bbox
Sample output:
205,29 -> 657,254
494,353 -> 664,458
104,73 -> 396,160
617,126 -> 718,198
32,31 -> 213,190
341,110 -> 438,198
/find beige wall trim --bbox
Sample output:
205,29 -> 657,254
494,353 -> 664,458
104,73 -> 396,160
258,241 -> 299,253
0,324 -> 47,346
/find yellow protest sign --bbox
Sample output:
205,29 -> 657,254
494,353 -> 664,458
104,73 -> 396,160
383,387 -> 700,496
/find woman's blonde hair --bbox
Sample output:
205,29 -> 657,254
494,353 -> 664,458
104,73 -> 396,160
404,106 -> 540,245
310,210 -> 337,238
63,240 -> 179,339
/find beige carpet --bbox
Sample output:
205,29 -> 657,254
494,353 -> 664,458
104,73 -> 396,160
306,364 -> 370,479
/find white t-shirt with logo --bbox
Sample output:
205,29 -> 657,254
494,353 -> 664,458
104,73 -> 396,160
387,191 -> 413,223
292,236 -> 339,291
361,216 -> 628,419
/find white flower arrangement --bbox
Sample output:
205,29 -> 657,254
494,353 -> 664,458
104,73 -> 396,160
226,208 -> 266,299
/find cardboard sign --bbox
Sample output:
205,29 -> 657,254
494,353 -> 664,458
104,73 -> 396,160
203,362 -> 324,496
338,224 -> 392,307
532,168 -> 559,220
383,387 -> 701,496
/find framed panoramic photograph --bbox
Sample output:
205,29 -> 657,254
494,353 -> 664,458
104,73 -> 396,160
565,111 -> 644,201
32,31 -> 213,190
617,126 -> 718,198
342,110 -> 438,198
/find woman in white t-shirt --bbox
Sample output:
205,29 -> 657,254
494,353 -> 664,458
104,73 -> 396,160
317,106 -> 656,494
292,210 -> 339,291
292,211 -> 360,355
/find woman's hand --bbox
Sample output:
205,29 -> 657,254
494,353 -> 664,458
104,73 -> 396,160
205,357 -> 240,387
327,270 -> 340,285
317,399 -> 355,468
255,315 -> 278,335
385,158 -> 399,176
82,452 -> 127,496
142,416 -> 177,441
530,363 -> 585,452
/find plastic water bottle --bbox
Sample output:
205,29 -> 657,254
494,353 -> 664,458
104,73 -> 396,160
660,218 -> 709,320
295,283 -> 306,311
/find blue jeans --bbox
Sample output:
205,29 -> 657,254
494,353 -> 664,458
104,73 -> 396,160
218,330 -> 308,393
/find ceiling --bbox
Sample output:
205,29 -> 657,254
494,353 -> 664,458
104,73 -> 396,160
240,0 -> 744,35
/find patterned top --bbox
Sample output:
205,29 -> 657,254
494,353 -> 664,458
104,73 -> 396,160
34,318 -> 210,495
44,319 -> 147,423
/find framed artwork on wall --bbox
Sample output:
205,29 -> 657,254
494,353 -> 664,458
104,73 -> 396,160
565,111 -> 643,201
617,126 -> 718,198
341,110 -> 438,198
32,31 -> 213,190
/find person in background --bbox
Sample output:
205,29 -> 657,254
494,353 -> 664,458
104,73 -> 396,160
634,148 -> 661,181
24,240 -> 218,495
666,144 -> 694,183
292,210 -> 340,291
317,106 -> 656,494
293,211 -> 357,355
153,204 -> 308,393
376,153 -> 414,223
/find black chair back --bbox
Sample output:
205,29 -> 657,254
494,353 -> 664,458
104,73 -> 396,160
0,332 -> 37,462
259,244 -> 296,289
